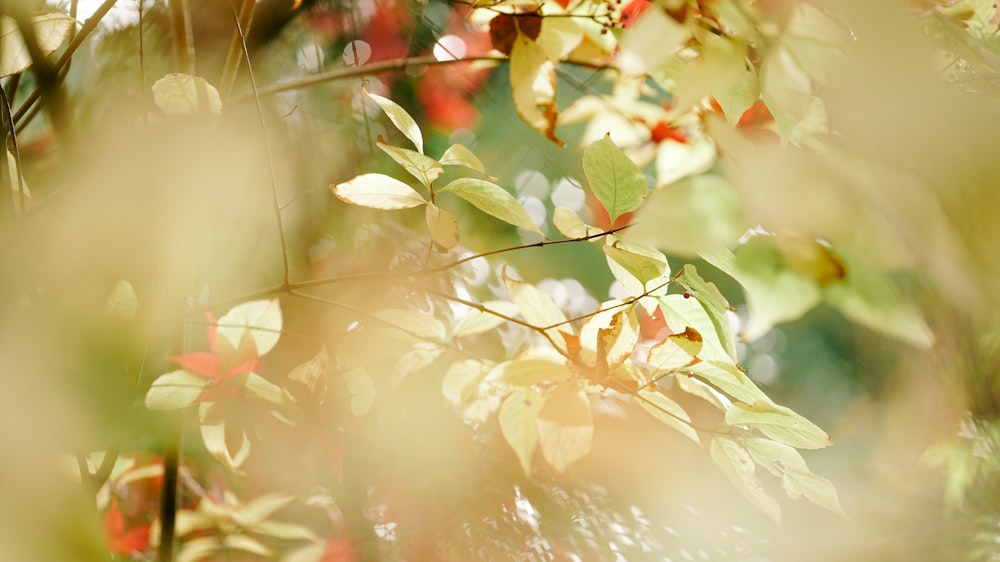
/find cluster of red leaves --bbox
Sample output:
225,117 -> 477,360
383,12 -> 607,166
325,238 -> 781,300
169,313 -> 260,403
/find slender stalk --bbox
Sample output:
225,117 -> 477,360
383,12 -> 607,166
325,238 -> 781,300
219,0 -> 256,100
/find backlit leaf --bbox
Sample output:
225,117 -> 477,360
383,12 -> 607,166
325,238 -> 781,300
636,389 -> 700,444
343,367 -> 375,415
223,534 -> 271,556
217,299 -> 282,356
646,327 -> 702,372
743,438 -> 845,516
673,35 -> 748,116
200,416 -> 250,471
686,360 -> 769,405
582,134 -> 648,222
711,437 -> 781,525
365,90 -> 423,153
332,173 -> 426,210
377,142 -> 443,188
145,370 -> 206,410
234,495 -> 294,526
442,359 -> 489,406
374,308 -> 447,342
440,144 -> 492,178
439,178 -> 544,234
425,203 -> 460,250
486,358 -> 573,387
536,382 -> 593,473
654,136 -> 718,187
152,73 -> 222,120
725,400 -> 831,449
499,387 -> 544,475
244,373 -> 283,405
672,265 -> 738,360
0,13 -> 75,77
596,308 -> 640,373
553,207 -> 600,239
603,239 -> 669,296
617,7 -> 689,76
510,33 -> 562,145
451,300 -> 520,338
502,267 -> 573,349
659,293 -> 733,363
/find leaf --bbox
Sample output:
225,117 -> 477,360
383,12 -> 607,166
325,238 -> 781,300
743,438 -> 845,516
374,308 -> 447,342
686,360 -> 769,405
440,144 -> 492,178
617,7 -> 689,76
823,263 -> 934,348
244,373 -> 284,405
733,236 -> 821,341
250,520 -> 318,541
499,387 -> 544,475
442,359 -> 489,406
715,59 -> 760,127
342,367 -> 375,415
672,265 -> 738,361
725,400 -> 831,449
631,174 -> 745,258
582,134 -> 648,223
711,437 -> 781,525
425,203 -> 460,250
659,293 -> 733,364
451,300 -> 519,338
595,308 -> 640,374
217,299 -> 283,356
553,207 -> 600,239
200,416 -> 251,471
0,13 -> 75,77
223,534 -> 271,556
673,35 -> 749,116
536,382 -> 593,473
106,279 -> 138,321
438,178 -> 543,234
365,90 -> 423,153
510,33 -> 562,145
760,45 -> 813,141
486,358 -> 573,387
377,142 -> 443,188
332,173 -> 426,210
502,267 -> 573,344
145,370 -> 206,410
636,389 -> 700,444
654,136 -> 718,187
603,239 -> 669,296
234,494 -> 294,526
646,327 -> 702,372
152,73 -> 223,119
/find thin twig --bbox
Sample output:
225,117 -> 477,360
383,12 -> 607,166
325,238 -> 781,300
220,0 -> 256,100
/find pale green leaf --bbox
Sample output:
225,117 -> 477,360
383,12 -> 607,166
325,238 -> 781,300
486,358 -> 573,387
760,45 -> 813,141
451,301 -> 519,338
636,389 -> 700,444
502,267 -> 573,349
686,360 -> 769,405
217,299 -> 282,356
711,437 -> 781,525
106,279 -> 138,321
659,294 -> 733,364
223,534 -> 271,556
342,367 -> 375,415
442,359 -> 489,406
617,7 -> 689,76
176,537 -> 220,562
672,35 -> 748,116
425,203 -> 460,250
553,207 -> 600,239
536,13 -> 585,60
439,178 -> 544,234
743,438 -> 845,516
152,73 -> 222,119
234,494 -> 294,526
365,90 -> 423,153
251,520 -> 318,541
675,373 -> 729,410
536,382 -> 593,473
631,175 -> 745,258
374,308 -> 447,342
646,328 -> 702,372
715,60 -> 760,126
654,136 -> 717,187
499,387 -> 544,475
510,34 -> 561,145
244,373 -> 284,405
733,236 -> 821,341
673,265 -> 738,360
726,400 -> 831,449
377,142 -> 443,188
582,134 -> 648,222
782,469 -> 846,517
332,173 -> 426,210
0,13 -> 75,77
823,264 -> 934,348
603,239 -> 669,296
145,370 -> 206,410
596,308 -> 641,372
200,418 -> 250,471
440,144 -> 492,178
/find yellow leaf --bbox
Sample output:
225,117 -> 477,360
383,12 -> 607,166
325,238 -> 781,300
425,203 -> 460,251
711,437 -> 781,525
502,267 -> 573,350
152,73 -> 223,120
486,357 -> 573,388
510,33 -> 562,145
636,389 -> 700,444
217,299 -> 283,356
451,300 -> 519,338
365,90 -> 424,153
499,387 -> 544,475
0,13 -> 75,77
536,382 -> 593,473
144,370 -> 206,410
342,367 -> 375,415
377,142 -> 443,188
200,409 -> 251,471
332,173 -> 426,210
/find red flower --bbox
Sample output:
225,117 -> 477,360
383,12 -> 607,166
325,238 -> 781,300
169,313 -> 261,402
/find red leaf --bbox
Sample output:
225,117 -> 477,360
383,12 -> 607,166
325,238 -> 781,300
168,351 -> 221,378
104,502 -> 151,555
489,12 -> 542,55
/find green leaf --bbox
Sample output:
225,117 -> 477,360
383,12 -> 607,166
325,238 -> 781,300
742,438 -> 845,516
332,173 -> 426,210
0,13 -> 75,77
365,90 -> 424,153
726,400 -> 831,449
144,370 -> 206,410
636,389 -> 700,444
536,382 -> 593,473
499,387 -> 544,475
374,308 -> 447,342
582,134 -> 648,222
715,60 -> 760,127
451,300 -> 519,338
823,263 -> 934,348
646,327 -> 702,372
152,73 -> 223,120
711,437 -> 781,525
342,367 -> 375,415
631,175 -> 746,257
377,142 -> 443,188
106,279 -> 138,321
603,239 -> 669,296
553,207 -> 601,239
439,178 -> 544,234
672,35 -> 749,116
217,299 -> 283,356
673,264 -> 738,360
425,203 -> 460,250
486,358 -> 573,387
686,360 -> 769,405
440,144 -> 492,178
659,294 -> 733,364
733,236 -> 821,341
